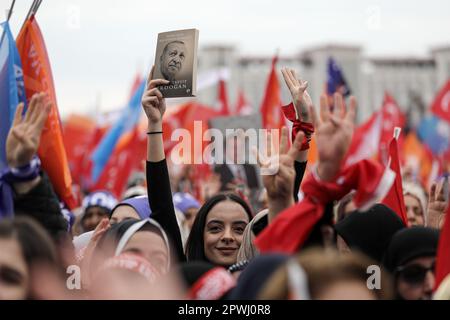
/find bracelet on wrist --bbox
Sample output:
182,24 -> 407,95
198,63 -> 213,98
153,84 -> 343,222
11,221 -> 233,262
0,156 -> 41,183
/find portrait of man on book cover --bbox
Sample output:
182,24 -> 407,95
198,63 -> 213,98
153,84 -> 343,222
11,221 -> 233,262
153,29 -> 198,98
159,40 -> 187,82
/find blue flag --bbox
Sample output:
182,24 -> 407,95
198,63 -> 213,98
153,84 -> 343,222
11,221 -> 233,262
327,57 -> 351,96
417,115 -> 450,156
90,79 -> 146,183
0,21 -> 26,218
0,21 -> 26,168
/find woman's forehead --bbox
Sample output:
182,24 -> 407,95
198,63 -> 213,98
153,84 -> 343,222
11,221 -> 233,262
206,201 -> 249,223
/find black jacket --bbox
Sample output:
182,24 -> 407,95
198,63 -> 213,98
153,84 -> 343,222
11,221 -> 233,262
14,172 -> 69,241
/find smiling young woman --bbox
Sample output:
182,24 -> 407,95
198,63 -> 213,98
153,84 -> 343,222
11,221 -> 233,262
185,193 -> 253,268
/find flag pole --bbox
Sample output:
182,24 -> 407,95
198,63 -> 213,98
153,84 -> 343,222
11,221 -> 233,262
20,0 -> 38,32
6,0 -> 16,21
33,0 -> 43,15
0,0 -> 17,48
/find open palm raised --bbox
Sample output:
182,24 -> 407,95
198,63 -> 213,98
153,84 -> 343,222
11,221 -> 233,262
314,93 -> 357,181
6,93 -> 51,168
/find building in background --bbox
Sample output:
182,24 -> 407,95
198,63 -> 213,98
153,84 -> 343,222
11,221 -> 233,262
196,44 -> 450,126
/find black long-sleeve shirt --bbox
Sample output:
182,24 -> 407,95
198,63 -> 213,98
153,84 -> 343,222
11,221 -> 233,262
146,160 -> 186,263
294,161 -> 307,203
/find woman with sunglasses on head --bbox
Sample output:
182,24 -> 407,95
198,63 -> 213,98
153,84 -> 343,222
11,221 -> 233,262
384,227 -> 439,300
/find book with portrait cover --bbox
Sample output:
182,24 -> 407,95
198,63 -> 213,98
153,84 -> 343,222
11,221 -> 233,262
152,28 -> 199,98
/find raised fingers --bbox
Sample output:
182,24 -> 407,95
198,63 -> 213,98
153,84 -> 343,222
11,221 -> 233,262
279,127 -> 288,155
429,182 -> 437,202
345,96 -> 357,124
29,93 -> 47,126
436,179 -> 446,202
334,93 -> 346,118
281,68 -> 294,89
12,102 -> 25,126
320,94 -> 330,123
24,93 -> 39,123
287,131 -> 305,160
31,99 -> 51,135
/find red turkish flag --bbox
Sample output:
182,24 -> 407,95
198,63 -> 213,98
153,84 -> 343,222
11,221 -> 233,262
378,93 -> 406,164
431,80 -> 450,123
381,132 -> 408,225
217,79 -> 230,116
344,112 -> 381,167
63,115 -> 96,185
435,204 -> 450,291
92,127 -> 146,198
260,56 -> 285,131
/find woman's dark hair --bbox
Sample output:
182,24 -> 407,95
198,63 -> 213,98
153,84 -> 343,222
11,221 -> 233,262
185,193 -> 253,263
0,216 -> 58,268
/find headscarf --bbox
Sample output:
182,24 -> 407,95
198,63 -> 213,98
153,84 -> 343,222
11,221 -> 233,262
236,209 -> 268,263
335,203 -> 405,262
403,182 -> 428,223
82,190 -> 117,213
96,218 -> 171,271
73,196 -> 152,261
110,195 -> 152,220
173,192 -> 200,214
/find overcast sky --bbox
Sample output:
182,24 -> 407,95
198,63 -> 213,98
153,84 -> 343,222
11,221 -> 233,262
3,0 -> 450,117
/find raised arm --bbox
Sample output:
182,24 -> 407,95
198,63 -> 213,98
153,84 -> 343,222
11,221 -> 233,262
6,93 -> 68,239
280,68 -> 315,201
141,67 -> 185,262
254,127 -> 304,222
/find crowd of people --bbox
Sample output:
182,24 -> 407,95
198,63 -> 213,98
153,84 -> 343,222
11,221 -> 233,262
0,65 -> 449,301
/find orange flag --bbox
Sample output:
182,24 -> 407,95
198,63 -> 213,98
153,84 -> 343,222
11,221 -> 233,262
402,131 -> 434,188
260,56 -> 285,131
16,16 -> 76,208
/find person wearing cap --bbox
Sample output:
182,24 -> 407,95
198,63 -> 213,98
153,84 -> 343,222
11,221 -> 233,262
334,204 -> 405,263
173,192 -> 200,231
403,182 -> 427,226
80,191 -> 117,232
384,227 -> 440,300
